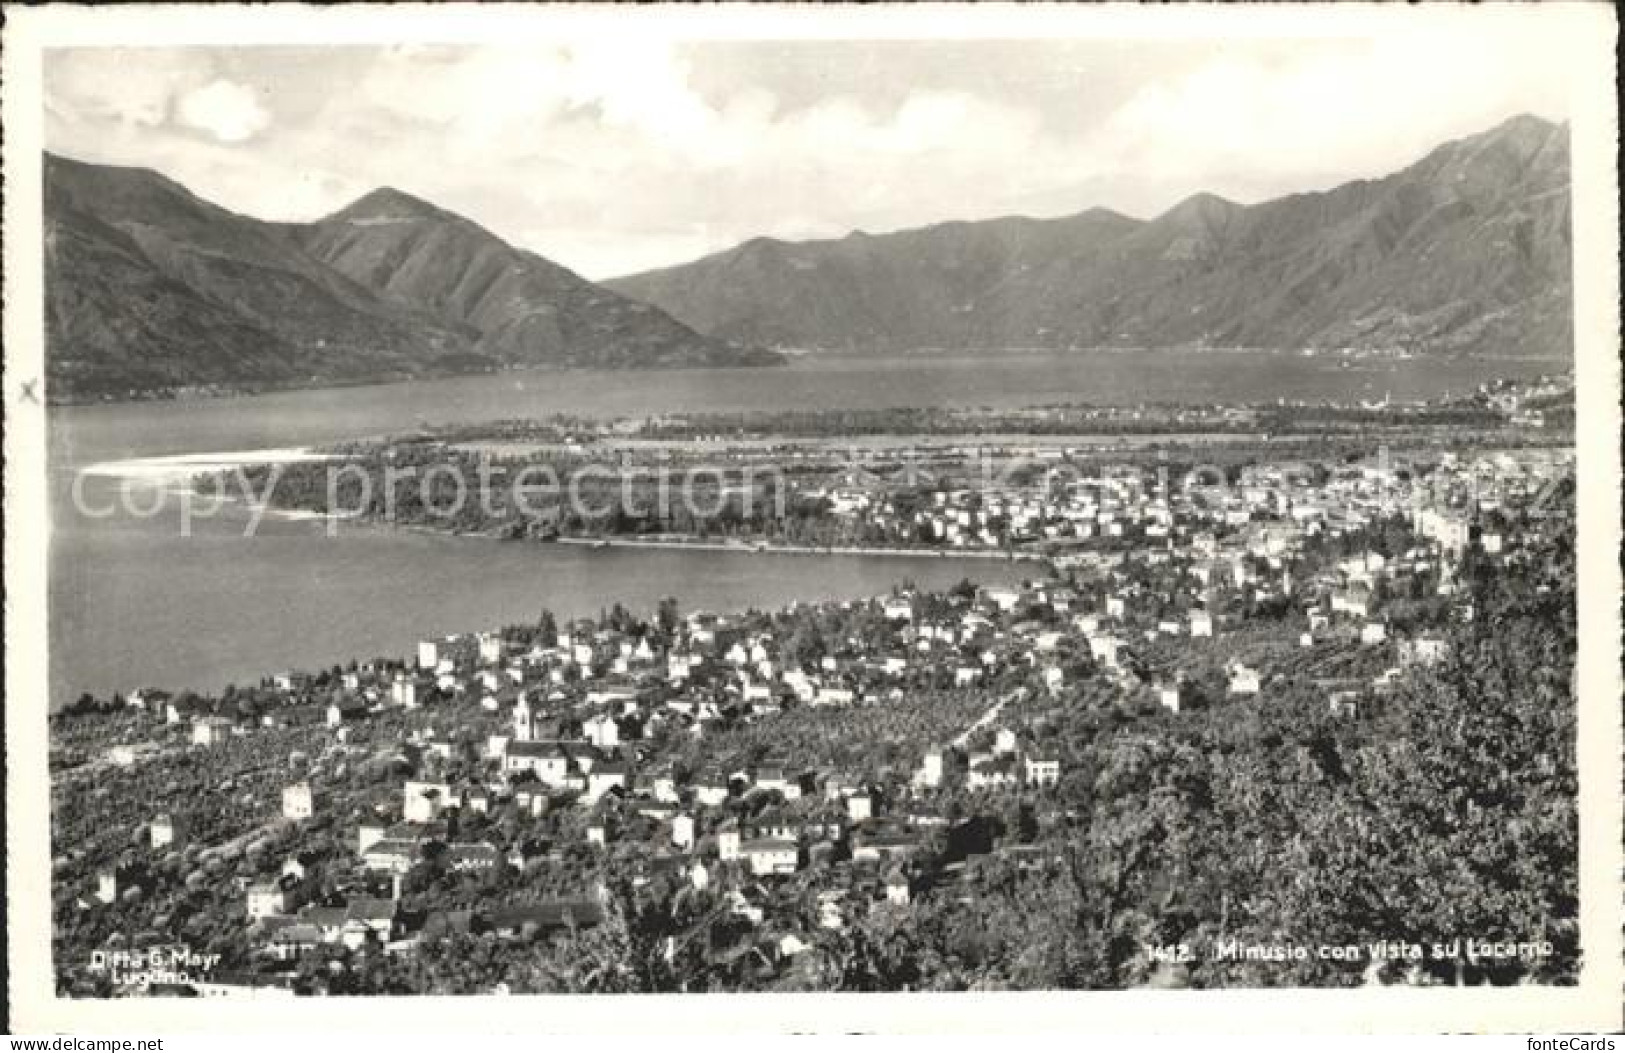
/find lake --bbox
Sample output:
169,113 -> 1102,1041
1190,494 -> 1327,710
47,351 -> 1550,706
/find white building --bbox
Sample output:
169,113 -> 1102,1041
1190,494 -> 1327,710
191,717 -> 233,747
583,714 -> 620,749
403,781 -> 450,824
246,879 -> 304,920
1023,756 -> 1061,787
282,783 -> 314,820
742,839 -> 799,876
357,823 -> 386,854
391,677 -> 418,709
672,814 -> 695,852
918,749 -> 944,789
96,870 -> 125,904
1401,635 -> 1449,666
1228,664 -> 1262,696
511,698 -> 536,742
150,814 -> 183,850
587,764 -> 627,801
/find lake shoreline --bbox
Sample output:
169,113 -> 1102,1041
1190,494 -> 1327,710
78,447 -> 1056,563
46,356 -> 789,409
553,535 -> 1048,561
321,511 -> 1050,563
46,346 -> 1573,410
78,446 -> 335,482
49,352 -> 1566,706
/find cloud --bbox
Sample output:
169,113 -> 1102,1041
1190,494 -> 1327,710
175,78 -> 272,143
41,32 -> 1575,278
1092,31 -> 1569,207
294,40 -> 1076,272
44,49 -> 214,130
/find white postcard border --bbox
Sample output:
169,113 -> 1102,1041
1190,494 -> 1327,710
4,2 -> 1619,1034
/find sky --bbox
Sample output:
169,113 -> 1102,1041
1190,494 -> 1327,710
43,25 -> 1575,280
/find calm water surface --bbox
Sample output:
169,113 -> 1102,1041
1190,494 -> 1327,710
48,352 -> 1551,705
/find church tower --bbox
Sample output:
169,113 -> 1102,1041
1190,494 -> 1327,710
513,695 -> 535,742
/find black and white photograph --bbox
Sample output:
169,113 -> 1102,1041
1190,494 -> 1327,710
4,1 -> 1620,1034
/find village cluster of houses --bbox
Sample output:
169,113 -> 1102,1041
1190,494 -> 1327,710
1478,372 -> 1572,429
81,447 -> 1567,990
804,446 -> 1566,559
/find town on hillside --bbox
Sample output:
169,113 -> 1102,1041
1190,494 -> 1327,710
221,375 -> 1573,555
50,435 -> 1578,994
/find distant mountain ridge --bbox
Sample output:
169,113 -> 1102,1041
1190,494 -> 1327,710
608,115 -> 1572,360
43,115 -> 1570,402
43,157 -> 777,403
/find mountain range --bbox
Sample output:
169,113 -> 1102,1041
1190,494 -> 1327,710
608,115 -> 1572,360
43,157 -> 776,402
44,114 -> 1571,403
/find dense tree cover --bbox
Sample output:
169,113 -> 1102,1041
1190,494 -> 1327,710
898,522 -> 1575,990
650,523 -> 1572,991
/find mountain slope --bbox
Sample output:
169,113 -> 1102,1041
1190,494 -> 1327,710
608,115 -> 1572,359
610,208 -> 1143,352
45,191 -> 304,396
44,155 -> 468,399
293,189 -> 777,370
43,158 -> 776,403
